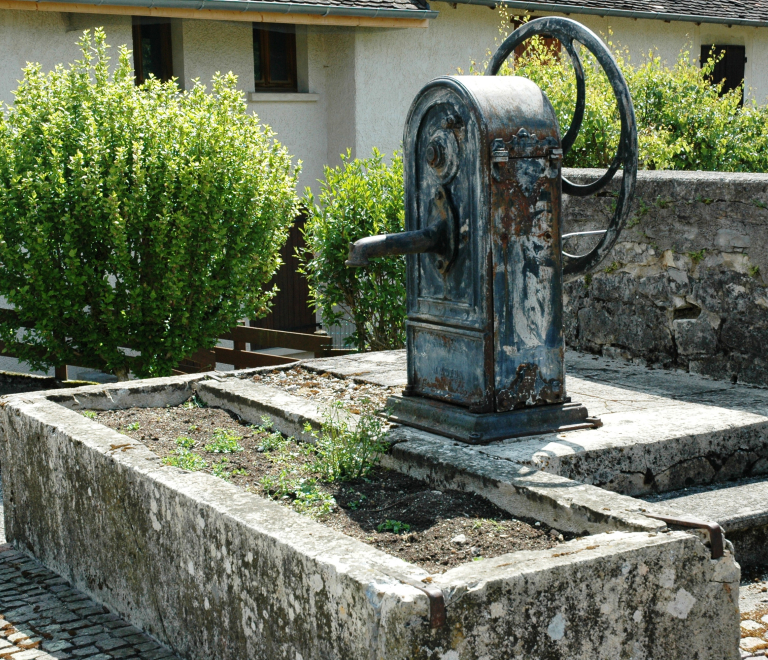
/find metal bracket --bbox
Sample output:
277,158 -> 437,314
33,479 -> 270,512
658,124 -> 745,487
379,569 -> 446,628
644,513 -> 725,559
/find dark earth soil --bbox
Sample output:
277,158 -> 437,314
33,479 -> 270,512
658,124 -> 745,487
91,397 -> 571,574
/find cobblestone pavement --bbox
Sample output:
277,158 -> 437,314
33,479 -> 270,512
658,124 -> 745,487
0,545 -> 180,660
741,568 -> 768,658
0,477 -> 179,660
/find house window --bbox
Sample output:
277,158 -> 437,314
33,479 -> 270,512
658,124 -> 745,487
132,19 -> 173,85
701,44 -> 746,104
253,24 -> 297,91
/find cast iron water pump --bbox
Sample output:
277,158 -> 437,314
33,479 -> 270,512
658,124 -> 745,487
347,17 -> 638,443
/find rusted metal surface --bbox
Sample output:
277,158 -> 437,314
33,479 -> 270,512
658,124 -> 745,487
644,513 -> 726,559
377,567 -> 447,628
345,17 -> 637,443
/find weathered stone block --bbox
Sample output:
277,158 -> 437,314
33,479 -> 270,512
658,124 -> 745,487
0,374 -> 742,660
674,317 -> 718,356
563,169 -> 768,386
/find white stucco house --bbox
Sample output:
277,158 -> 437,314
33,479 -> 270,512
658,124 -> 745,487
0,0 -> 765,192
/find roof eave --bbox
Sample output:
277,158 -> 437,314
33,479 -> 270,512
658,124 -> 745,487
454,0 -> 768,28
11,0 -> 439,20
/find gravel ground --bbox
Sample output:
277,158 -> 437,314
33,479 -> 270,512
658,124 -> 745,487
251,366 -> 402,412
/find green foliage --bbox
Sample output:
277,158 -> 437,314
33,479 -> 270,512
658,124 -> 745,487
688,249 -> 707,265
603,261 -> 620,274
489,13 -> 768,172
0,30 -> 299,379
260,471 -> 336,518
204,428 -> 244,453
299,149 -> 405,351
81,411 -> 97,419
175,436 -> 195,449
377,519 -> 410,534
255,416 -> 288,452
212,458 -> 230,480
122,422 -> 140,432
182,395 -> 207,410
749,265 -> 760,279
304,399 -> 388,482
163,447 -> 207,471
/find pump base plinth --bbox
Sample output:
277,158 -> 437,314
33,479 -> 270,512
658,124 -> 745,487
386,394 -> 599,444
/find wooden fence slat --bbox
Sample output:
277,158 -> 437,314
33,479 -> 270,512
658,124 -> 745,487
220,326 -> 331,353
0,320 -> 340,377
209,346 -> 299,369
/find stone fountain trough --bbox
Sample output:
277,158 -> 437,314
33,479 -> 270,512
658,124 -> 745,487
0,351 -> 744,660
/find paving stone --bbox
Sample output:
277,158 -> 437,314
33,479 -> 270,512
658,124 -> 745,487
95,637 -> 126,651
0,545 -> 178,660
9,650 -> 45,660
133,641 -> 160,652
108,649 -> 137,659
111,627 -> 141,639
742,637 -> 768,653
40,641 -> 72,653
68,646 -> 100,657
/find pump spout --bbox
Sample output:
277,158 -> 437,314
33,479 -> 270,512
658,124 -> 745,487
346,221 -> 447,267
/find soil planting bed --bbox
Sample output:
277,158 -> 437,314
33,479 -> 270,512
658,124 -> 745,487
91,397 -> 569,573
252,367 -> 401,412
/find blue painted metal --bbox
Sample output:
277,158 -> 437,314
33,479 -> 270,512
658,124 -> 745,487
346,17 -> 638,443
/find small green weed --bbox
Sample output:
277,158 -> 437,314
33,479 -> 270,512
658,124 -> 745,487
603,261 -> 620,274
81,411 -> 97,420
122,422 -> 140,431
188,424 -> 199,432
182,394 -> 206,409
347,494 -> 367,510
260,471 -> 336,518
654,196 -> 673,209
753,199 -> 767,210
377,519 -> 410,534
256,417 -> 287,452
175,436 -> 195,449
688,249 -> 707,265
472,556 -> 484,562
695,195 -> 713,205
304,399 -> 388,482
212,458 -> 230,480
231,468 -> 248,477
163,449 -> 207,471
749,265 -> 760,278
584,273 -> 593,288
204,428 -> 244,453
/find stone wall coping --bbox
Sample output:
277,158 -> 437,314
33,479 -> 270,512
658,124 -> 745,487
564,167 -> 768,185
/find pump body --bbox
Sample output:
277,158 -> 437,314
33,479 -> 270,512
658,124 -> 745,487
346,18 -> 637,443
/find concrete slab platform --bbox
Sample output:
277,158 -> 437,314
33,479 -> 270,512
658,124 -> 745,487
302,350 -> 768,496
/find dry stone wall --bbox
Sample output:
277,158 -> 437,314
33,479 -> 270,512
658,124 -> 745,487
563,168 -> 768,387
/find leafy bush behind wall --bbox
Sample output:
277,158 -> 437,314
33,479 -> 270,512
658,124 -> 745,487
486,15 -> 768,172
0,31 -> 299,378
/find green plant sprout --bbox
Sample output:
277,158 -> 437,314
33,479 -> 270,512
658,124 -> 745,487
377,520 -> 411,534
204,429 -> 244,453
175,436 -> 195,449
163,449 -> 207,471
688,249 -> 707,265
304,399 -> 388,482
